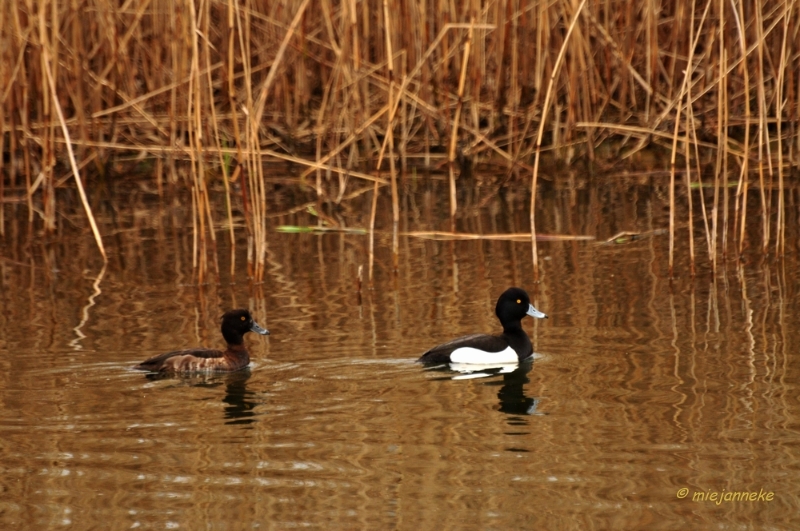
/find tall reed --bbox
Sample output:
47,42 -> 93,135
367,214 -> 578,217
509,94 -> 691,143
1,0 -> 798,277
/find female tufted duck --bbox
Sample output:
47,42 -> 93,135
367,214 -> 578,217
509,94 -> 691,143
134,309 -> 269,373
417,287 -> 547,365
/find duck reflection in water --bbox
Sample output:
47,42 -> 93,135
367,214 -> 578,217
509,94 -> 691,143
423,357 -> 542,416
220,370 -> 260,425
142,369 -> 262,425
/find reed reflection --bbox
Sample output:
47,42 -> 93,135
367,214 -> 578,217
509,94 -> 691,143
69,265 -> 106,351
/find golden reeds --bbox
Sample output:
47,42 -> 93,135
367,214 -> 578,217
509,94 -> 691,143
530,0 -> 587,279
2,0 -> 798,277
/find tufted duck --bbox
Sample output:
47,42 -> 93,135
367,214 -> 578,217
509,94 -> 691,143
134,309 -> 269,373
417,287 -> 547,365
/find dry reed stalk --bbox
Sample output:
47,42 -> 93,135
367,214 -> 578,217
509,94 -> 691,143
92,0 -> 152,95
252,0 -> 309,127
41,43 -> 107,261
684,68 -> 695,276
667,0 -> 711,276
90,61 -> 221,120
218,0 -> 240,277
368,180 -> 379,285
492,0 -> 508,144
685,100 -> 712,266
404,231 -> 595,241
191,183 -> 198,272
226,0 -> 243,167
201,0 -> 223,282
687,0 -> 707,275
530,0 -> 586,279
349,0 -> 360,71
573,122 -> 721,151
730,0 -> 749,256
38,0 -> 54,232
315,0 -> 338,197
576,6 -> 653,161
755,1 -> 770,253
720,47 -> 730,258
312,50 -> 338,198
796,64 -> 800,174
644,0 -> 657,121
0,114 -> 3,236
712,0 -> 725,267
236,0 -> 256,280
40,137 -> 387,185
373,23 -> 495,171
247,0 -> 310,282
508,0 -> 520,164
266,148 -> 387,184
0,1 -> 7,235
774,1 -> 792,256
469,0 -> 478,154
447,20 -> 473,218
382,0 -> 400,271
167,2 -> 180,184
187,0 -> 212,284
668,118 -> 678,277
68,0 -> 86,167
1,8 -> 28,106
16,8 -> 34,225
399,72 -> 413,174
304,104 -> 389,182
575,10 -> 594,162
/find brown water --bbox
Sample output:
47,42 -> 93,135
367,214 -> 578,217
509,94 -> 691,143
1,175 -> 799,530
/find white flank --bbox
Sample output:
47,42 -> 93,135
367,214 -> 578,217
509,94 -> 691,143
449,345 -> 518,364
452,372 -> 494,380
450,364 -> 519,380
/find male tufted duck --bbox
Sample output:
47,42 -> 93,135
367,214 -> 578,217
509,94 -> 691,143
417,287 -> 547,365
134,309 -> 269,373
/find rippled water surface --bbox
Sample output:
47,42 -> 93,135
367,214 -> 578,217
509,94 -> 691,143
1,176 -> 799,529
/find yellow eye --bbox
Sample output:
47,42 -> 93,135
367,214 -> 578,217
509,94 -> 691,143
241,316 -> 246,321
517,299 -> 521,304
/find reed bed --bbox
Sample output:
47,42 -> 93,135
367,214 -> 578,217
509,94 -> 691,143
1,0 -> 798,280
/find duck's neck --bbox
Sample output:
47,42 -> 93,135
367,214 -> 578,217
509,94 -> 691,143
223,331 -> 245,345
226,342 -> 247,351
224,342 -> 249,361
503,321 -> 533,359
502,320 -> 524,335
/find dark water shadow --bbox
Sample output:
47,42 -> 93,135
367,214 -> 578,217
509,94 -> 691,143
421,358 -> 541,423
140,368 -> 261,426
482,359 -> 542,418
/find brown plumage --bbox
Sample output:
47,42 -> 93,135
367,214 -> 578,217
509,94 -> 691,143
134,309 -> 269,373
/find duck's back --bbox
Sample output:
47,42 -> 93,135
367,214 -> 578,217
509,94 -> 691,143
134,348 -> 246,372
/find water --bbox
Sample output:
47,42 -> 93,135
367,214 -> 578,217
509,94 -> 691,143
1,175 -> 799,529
